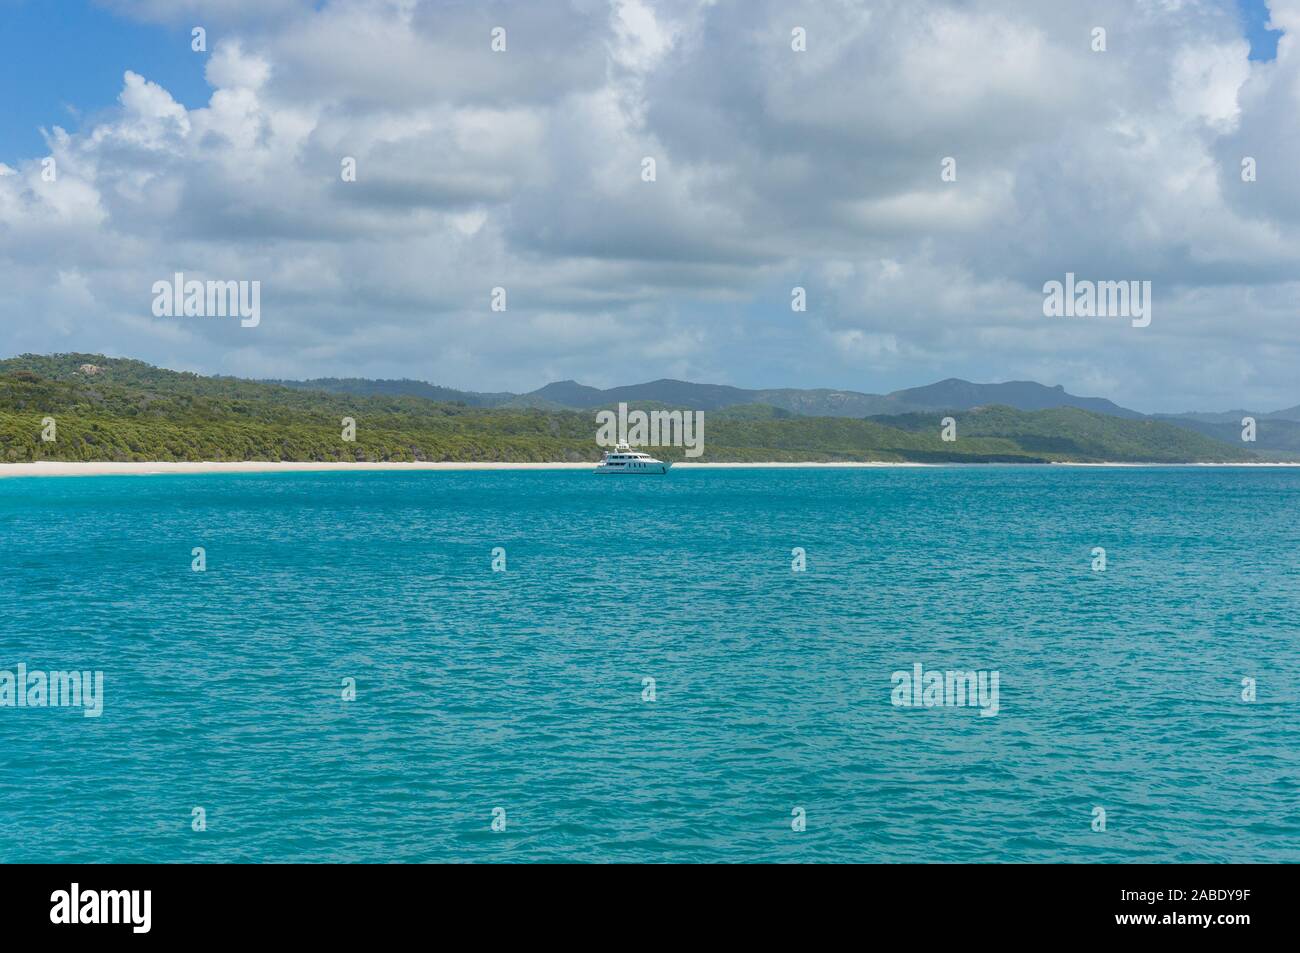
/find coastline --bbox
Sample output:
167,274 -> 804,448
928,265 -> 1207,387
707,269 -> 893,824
0,461 -> 929,477
1,460 -> 1296,477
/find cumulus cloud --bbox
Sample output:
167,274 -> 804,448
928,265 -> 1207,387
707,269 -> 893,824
1,0 -> 1298,411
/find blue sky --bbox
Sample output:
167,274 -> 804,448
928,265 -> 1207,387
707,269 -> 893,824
1241,0 -> 1284,57
0,1 -> 210,160
1,0 -> 1298,412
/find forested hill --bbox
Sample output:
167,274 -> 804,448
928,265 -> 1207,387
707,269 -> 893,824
0,354 -> 1256,464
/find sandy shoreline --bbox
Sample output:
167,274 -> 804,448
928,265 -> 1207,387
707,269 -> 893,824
0,459 -> 1295,477
0,460 -> 930,477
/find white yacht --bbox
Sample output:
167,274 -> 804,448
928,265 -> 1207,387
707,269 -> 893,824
595,443 -> 672,474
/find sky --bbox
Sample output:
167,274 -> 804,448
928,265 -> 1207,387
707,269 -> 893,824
0,0 -> 1297,412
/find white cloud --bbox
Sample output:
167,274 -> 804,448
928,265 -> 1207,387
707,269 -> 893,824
611,0 -> 677,71
1171,40 -> 1251,130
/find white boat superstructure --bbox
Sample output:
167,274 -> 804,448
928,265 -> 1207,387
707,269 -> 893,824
595,443 -> 672,474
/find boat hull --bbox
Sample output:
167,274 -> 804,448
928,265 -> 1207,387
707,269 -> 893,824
595,461 -> 671,474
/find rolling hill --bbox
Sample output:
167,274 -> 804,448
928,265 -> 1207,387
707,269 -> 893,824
0,354 -> 1259,464
266,371 -> 1286,458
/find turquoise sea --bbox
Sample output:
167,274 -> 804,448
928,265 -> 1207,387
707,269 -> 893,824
1,467 -> 1298,863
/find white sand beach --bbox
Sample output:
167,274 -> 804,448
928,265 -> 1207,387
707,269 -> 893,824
0,460 -> 937,477
0,461 -> 589,477
0,459 -> 1295,477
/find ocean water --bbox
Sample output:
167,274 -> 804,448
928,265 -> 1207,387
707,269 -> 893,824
1,467 -> 1298,863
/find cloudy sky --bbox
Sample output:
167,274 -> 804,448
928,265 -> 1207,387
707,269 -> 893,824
1,0 -> 1297,411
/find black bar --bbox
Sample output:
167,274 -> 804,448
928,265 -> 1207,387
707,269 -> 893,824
0,863 -> 1281,939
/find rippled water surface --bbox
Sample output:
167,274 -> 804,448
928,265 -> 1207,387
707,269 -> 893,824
1,467 -> 1298,862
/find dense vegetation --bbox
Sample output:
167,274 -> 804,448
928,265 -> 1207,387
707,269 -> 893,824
0,354 -> 1255,464
1150,414 -> 1300,460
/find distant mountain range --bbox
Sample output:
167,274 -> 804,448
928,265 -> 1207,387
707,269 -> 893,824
274,375 -> 1146,417
270,374 -> 1300,458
